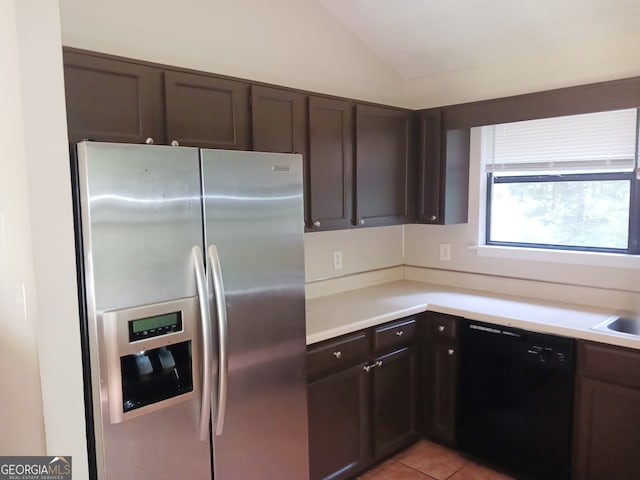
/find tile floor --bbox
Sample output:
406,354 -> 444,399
357,440 -> 514,480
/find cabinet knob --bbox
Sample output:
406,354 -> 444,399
430,214 -> 437,221
396,330 -> 404,337
448,348 -> 455,356
170,139 -> 180,147
313,220 -> 321,228
333,351 -> 342,359
359,219 -> 365,226
145,137 -> 154,145
438,325 -> 445,332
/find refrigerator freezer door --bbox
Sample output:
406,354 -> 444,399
77,142 -> 211,480
201,150 -> 309,479
78,142 -> 203,311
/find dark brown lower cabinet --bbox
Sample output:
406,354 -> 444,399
307,317 -> 419,480
308,363 -> 371,480
574,341 -> 640,479
372,347 -> 418,460
423,313 -> 459,446
425,342 -> 457,445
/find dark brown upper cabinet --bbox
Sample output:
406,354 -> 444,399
417,108 -> 469,225
251,85 -> 306,154
417,109 -> 443,224
164,71 -> 250,150
355,105 -> 413,227
307,96 -> 354,231
62,50 -> 164,144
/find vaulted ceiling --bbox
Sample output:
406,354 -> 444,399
316,0 -> 640,79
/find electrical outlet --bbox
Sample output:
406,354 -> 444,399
333,250 -> 343,270
439,243 -> 451,261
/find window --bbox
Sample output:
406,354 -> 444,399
485,109 -> 639,254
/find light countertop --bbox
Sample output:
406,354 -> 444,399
305,280 -> 640,350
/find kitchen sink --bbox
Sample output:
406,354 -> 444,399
592,315 -> 640,337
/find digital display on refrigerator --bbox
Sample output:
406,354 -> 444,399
129,312 -> 182,341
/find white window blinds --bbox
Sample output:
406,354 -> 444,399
487,108 -> 638,174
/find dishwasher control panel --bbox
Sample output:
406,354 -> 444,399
526,344 -> 568,363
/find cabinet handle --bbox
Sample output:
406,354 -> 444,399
430,215 -> 437,221
333,351 -> 342,359
438,325 -> 445,332
170,139 -> 180,147
145,137 -> 154,145
363,360 -> 383,373
358,219 -> 365,226
313,220 -> 321,228
396,330 -> 404,337
448,348 -> 455,356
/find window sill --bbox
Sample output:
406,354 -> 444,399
469,245 -> 640,269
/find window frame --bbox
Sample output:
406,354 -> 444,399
485,171 -> 637,254
483,108 -> 640,256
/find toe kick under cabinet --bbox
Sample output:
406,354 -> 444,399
307,317 -> 419,480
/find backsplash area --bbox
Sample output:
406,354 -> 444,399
304,226 -> 640,312
304,225 -> 404,283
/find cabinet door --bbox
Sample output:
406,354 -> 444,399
355,105 -> 413,227
417,108 -> 470,225
307,97 -> 354,231
63,50 -> 164,144
372,347 -> 418,460
417,109 -> 443,224
164,71 -> 250,149
425,342 -> 457,445
251,85 -> 306,154
574,378 -> 640,479
308,363 -> 371,480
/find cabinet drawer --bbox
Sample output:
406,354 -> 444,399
430,313 -> 457,341
579,341 -> 640,389
373,318 -> 417,353
307,332 -> 369,380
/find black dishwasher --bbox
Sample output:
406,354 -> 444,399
457,319 -> 575,480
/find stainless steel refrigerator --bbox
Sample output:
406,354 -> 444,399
73,141 -> 309,480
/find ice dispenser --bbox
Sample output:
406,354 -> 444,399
103,297 -> 200,424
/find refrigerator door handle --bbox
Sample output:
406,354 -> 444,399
208,244 -> 229,436
192,246 -> 213,441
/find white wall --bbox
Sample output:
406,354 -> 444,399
3,0 -> 89,477
0,0 -> 46,456
59,0 -> 406,107
405,30 -> 640,108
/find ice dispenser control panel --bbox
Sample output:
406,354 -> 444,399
128,311 -> 183,341
102,297 -> 199,424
